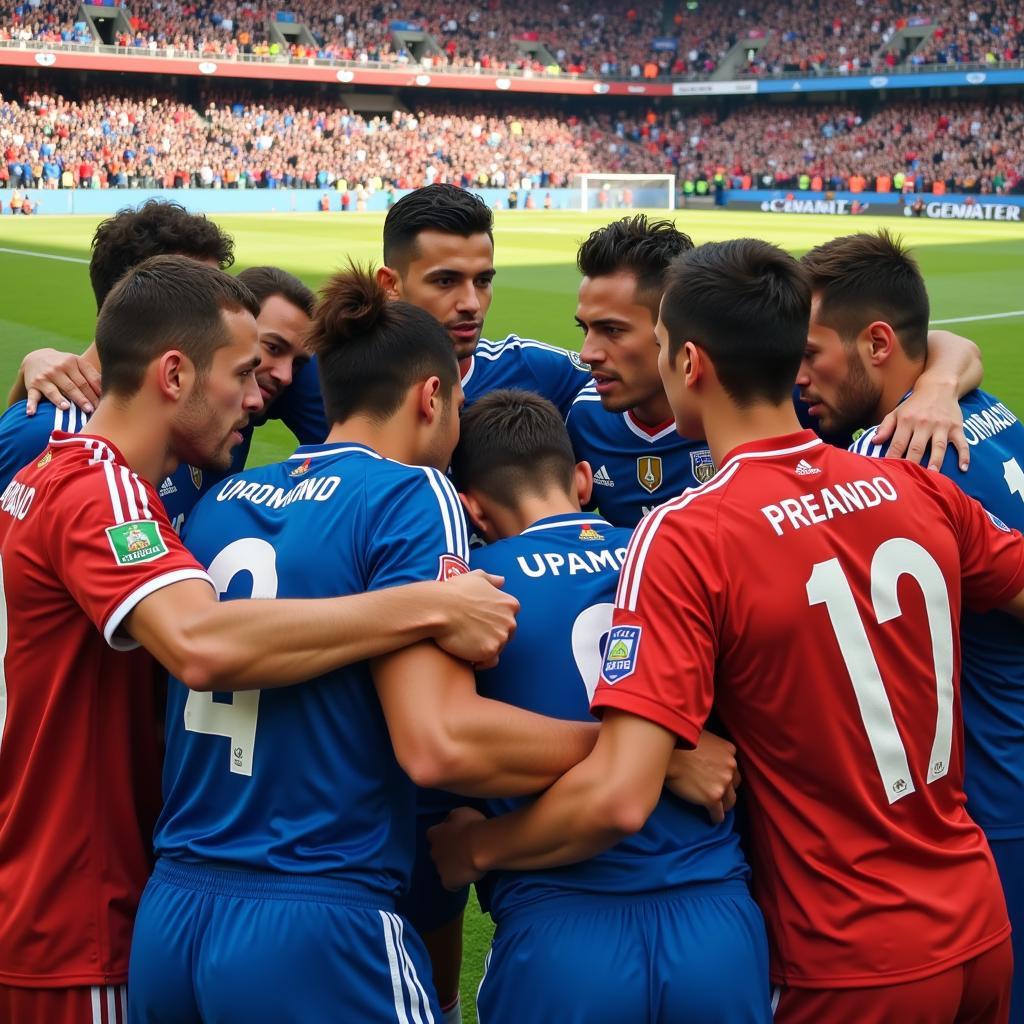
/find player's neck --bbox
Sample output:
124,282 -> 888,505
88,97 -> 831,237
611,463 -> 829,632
324,416 -> 422,466
86,398 -> 175,484
82,341 -> 101,373
503,494 -> 582,537
702,396 -> 804,467
631,391 -> 674,429
873,360 -> 927,426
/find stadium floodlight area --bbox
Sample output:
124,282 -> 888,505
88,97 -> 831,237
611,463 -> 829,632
572,174 -> 676,212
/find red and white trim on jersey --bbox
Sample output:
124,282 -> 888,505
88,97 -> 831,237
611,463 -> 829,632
378,911 -> 436,1024
90,985 -> 127,1024
616,435 -> 825,612
623,410 -> 677,444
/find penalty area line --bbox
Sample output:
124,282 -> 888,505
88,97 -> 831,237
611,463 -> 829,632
931,310 -> 1024,325
0,246 -> 89,264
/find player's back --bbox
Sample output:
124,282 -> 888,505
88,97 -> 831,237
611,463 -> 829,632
854,389 -> 1024,838
472,513 -> 750,922
566,382 -> 716,527
617,429 -> 1020,987
154,442 -> 470,900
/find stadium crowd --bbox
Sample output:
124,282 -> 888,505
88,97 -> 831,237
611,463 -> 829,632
0,0 -> 1020,75
1,87 -> 1021,196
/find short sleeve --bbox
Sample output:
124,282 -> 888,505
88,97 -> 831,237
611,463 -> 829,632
268,356 -> 329,445
523,342 -> 590,418
590,512 -> 720,746
364,467 -> 471,592
943,478 -> 1024,613
48,462 -> 213,649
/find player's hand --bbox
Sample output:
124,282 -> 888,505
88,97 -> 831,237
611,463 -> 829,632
664,731 -> 740,825
433,570 -> 519,668
22,348 -> 103,416
428,807 -> 487,891
871,380 -> 969,473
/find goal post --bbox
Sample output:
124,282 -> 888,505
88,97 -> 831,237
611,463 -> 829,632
572,173 -> 676,212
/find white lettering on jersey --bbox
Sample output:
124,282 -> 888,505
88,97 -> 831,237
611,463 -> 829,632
0,480 -> 36,521
516,547 -> 628,578
961,403 -> 1018,447
216,475 -> 341,509
761,476 -> 899,536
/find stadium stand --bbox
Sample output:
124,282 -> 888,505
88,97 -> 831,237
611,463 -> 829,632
0,86 -> 1021,194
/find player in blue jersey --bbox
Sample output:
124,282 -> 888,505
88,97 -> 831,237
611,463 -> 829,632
128,267 -> 605,1024
569,215 -> 985,529
442,388 -> 770,1023
798,229 -> 1024,1022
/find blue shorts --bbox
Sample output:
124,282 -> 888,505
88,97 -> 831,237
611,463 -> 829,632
128,859 -> 441,1024
478,882 -> 772,1024
396,789 -> 471,934
990,835 -> 1024,1024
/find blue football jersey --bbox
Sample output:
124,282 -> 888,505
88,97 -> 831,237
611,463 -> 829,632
153,443 -> 471,898
0,400 -> 215,532
262,357 -> 330,448
851,389 -> 1024,838
565,383 -> 717,528
470,513 -> 750,922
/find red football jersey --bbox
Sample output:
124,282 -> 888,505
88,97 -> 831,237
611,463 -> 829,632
593,430 -> 1024,989
0,433 -> 211,987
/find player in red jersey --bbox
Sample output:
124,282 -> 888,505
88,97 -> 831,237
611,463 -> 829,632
0,256 -> 518,1024
432,239 -> 1024,1024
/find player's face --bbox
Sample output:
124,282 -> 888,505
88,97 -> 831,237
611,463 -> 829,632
174,308 -> 263,471
576,273 -> 663,415
249,294 -> 312,425
798,296 -> 882,434
393,231 -> 495,361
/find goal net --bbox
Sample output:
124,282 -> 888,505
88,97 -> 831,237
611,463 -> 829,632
571,174 -> 676,212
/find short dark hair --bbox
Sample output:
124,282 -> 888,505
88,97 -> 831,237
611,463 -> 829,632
451,389 -> 575,508
801,230 -> 930,360
307,261 -> 459,425
383,184 -> 493,270
576,215 -> 694,317
90,200 -> 235,312
661,239 -> 811,406
236,265 -> 316,317
96,255 -> 259,397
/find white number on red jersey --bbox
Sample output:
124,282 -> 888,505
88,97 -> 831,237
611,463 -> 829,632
806,538 -> 954,805
183,538 -> 278,776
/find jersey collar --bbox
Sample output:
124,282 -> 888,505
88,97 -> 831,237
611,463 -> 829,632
623,409 -> 677,443
719,430 -> 824,471
288,442 -> 382,461
521,512 -> 613,536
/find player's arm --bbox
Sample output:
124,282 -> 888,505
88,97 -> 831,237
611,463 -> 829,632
8,344 -> 102,414
372,640 -> 597,797
429,710 -> 676,889
124,570 -> 519,690
871,330 -> 981,471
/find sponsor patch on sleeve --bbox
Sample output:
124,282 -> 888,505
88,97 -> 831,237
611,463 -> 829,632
438,554 -> 470,580
106,520 -> 169,566
986,510 -> 1011,533
601,624 -> 642,684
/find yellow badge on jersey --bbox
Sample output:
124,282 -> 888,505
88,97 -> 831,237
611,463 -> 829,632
578,523 -> 604,541
637,456 -> 663,494
189,466 -> 203,490
36,450 -> 52,468
290,457 -> 312,477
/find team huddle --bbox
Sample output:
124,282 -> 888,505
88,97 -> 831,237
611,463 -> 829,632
0,185 -> 1023,1024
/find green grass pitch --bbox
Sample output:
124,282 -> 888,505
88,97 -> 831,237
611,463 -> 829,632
1,208 -> 1022,1020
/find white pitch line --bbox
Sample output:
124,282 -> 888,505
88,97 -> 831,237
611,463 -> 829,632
0,247 -> 89,264
931,310 -> 1024,325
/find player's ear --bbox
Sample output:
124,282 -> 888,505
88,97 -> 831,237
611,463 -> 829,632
155,350 -> 193,402
376,265 -> 401,300
459,490 -> 492,539
865,321 -> 898,366
575,461 -> 594,507
683,341 -> 702,387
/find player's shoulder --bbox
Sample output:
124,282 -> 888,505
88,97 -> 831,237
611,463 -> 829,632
478,334 -> 586,369
0,400 -> 84,477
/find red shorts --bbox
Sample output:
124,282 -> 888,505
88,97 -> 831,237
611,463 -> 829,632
773,938 -> 1013,1024
0,983 -> 127,1024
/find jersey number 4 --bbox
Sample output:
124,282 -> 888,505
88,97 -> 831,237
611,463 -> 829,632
807,537 -> 954,806
183,538 -> 277,776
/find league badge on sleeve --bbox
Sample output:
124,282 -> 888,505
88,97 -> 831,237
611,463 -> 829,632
106,520 -> 169,566
438,554 -> 470,580
601,625 -> 642,684
985,510 -> 1011,533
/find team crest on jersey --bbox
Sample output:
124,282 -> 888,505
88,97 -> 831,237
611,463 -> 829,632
690,449 -> 715,485
189,466 -> 203,490
986,510 -> 1011,533
36,450 -> 52,469
637,456 -> 663,494
290,457 -> 312,477
578,523 -> 604,541
601,625 -> 642,684
106,520 -> 169,566
438,554 -> 470,580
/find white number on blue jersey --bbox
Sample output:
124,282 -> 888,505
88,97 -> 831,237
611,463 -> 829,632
1004,458 -> 1024,506
0,556 -> 7,762
806,538 -> 954,805
183,538 -> 278,776
571,602 -> 614,702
